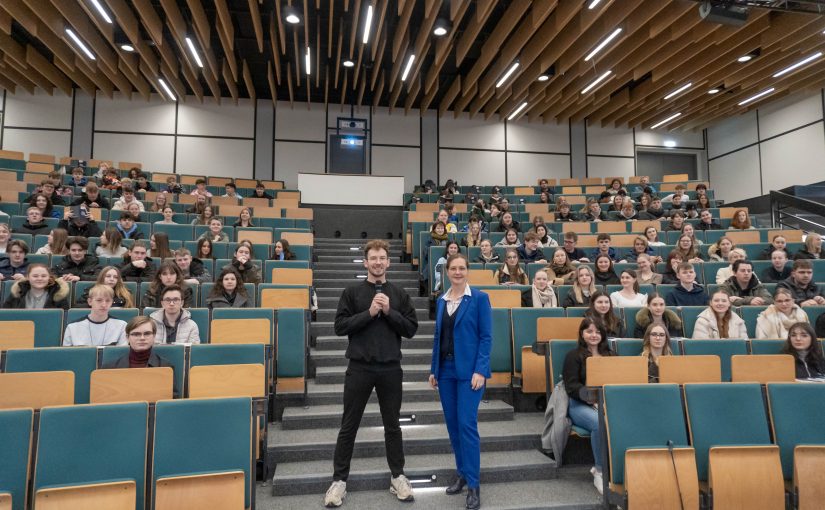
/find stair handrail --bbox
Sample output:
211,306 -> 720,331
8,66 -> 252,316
769,190 -> 825,233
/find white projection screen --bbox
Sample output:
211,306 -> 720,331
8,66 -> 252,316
297,173 -> 405,206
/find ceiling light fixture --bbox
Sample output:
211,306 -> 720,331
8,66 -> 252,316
90,0 -> 113,24
283,5 -> 301,24
737,49 -> 760,63
663,82 -> 693,100
773,51 -> 823,78
120,44 -> 135,52
507,101 -> 528,121
738,87 -> 775,106
342,59 -> 355,68
708,87 -> 722,94
584,28 -> 623,62
650,112 -> 682,129
185,37 -> 204,68
537,75 -> 550,82
362,4 -> 373,44
158,78 -> 177,101
433,18 -> 451,37
664,140 -> 677,148
65,28 -> 96,60
588,0 -> 604,9
401,54 -> 415,81
496,61 -> 520,88
737,55 -> 753,63
305,47 -> 311,75
581,70 -> 612,94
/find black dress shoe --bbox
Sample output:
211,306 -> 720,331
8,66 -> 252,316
466,487 -> 480,510
445,477 -> 466,495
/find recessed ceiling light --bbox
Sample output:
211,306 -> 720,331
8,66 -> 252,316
708,88 -> 721,94
120,44 -> 135,52
738,87 -> 775,106
650,112 -> 682,129
283,5 -> 301,24
342,59 -> 354,68
433,18 -> 451,37
738,54 -> 753,63
537,75 -> 550,82
433,26 -> 447,36
507,102 -> 528,121
663,82 -> 692,100
581,70 -> 612,94
773,51 -> 823,78
664,140 -> 677,148
496,61 -> 520,88
584,28 -> 623,62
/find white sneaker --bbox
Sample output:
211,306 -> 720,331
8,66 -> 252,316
389,474 -> 415,502
592,468 -> 604,495
324,480 -> 347,507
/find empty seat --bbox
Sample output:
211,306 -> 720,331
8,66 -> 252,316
90,368 -> 175,404
0,371 -> 74,410
4,348 -> 97,404
276,309 -> 307,394
484,288 -> 522,308
510,309 -> 565,393
0,408 -> 33,510
488,308 -> 513,387
211,308 -> 275,345
731,354 -> 795,383
258,285 -> 311,309
0,309 -> 63,348
658,355 -> 721,384
680,339 -> 748,381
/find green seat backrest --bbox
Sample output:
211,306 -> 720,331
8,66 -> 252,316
490,308 -> 512,375
566,307 -> 587,318
66,307 -> 139,325
750,339 -> 786,355
684,383 -> 770,481
767,383 -> 825,479
264,260 -> 311,283
549,340 -> 578,385
0,408 -> 33,510
739,306 -> 769,339
152,223 -> 194,241
622,307 -> 645,337
153,397 -> 252,508
604,384 -> 688,485
101,345 -> 186,393
613,339 -> 643,356
276,309 -> 306,378
0,309 -> 63,348
5,348 -> 97,403
35,402 -> 148,510
510,308 -> 565,372
681,339 -> 748,381
679,306 -> 706,338
190,344 -> 265,367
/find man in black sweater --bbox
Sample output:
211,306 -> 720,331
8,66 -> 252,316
325,239 -> 418,508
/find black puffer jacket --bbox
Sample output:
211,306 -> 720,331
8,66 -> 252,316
53,254 -> 101,281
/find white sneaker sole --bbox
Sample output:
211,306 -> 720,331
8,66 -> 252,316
324,491 -> 346,507
389,487 -> 415,502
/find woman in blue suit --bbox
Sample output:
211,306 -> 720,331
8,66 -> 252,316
429,252 -> 492,510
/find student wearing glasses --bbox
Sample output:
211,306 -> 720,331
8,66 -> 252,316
147,285 -> 200,344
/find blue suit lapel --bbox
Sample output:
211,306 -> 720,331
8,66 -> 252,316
453,292 -> 472,326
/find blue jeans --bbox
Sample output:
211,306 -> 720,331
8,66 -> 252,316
568,397 -> 601,470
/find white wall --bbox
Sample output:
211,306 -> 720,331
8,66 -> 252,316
1,89 -> 72,157
707,91 -> 825,202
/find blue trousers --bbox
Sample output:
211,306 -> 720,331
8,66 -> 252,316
568,397 -> 601,470
438,359 -> 484,488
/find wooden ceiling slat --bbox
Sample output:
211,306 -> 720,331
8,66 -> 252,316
4,52 -> 53,94
16,1 -> 77,69
269,16 -> 282,84
178,56 -> 204,102
356,71 -> 367,106
118,59 -> 151,101
304,0 -> 311,54
0,9 -> 11,34
286,61 -> 294,106
0,31 -> 25,67
217,15 -> 238,81
80,57 -> 115,98
25,45 -> 71,96
370,32 -> 387,90
293,30 -> 301,88
131,0 -> 165,50
275,0 -> 286,54
391,0 -> 415,65
268,60 -> 277,107
186,0 -> 211,48
201,60 -> 222,102
454,0 -> 495,67
0,59 -> 35,93
404,75 -> 421,114
223,60 -> 239,105
483,87 -> 513,120
420,77 -> 439,112
372,70 -> 385,107
0,74 -> 16,92
424,0 -> 470,95
468,85 -> 494,118
248,0 -> 264,53
388,72 -> 403,112
2,0 -> 38,36
105,0 -> 161,78
403,0 -> 441,89
438,76 -> 461,117
348,0 -> 362,60
327,0 -> 334,58
316,16 -> 321,88
214,0 -> 234,47
388,38 -> 409,87
371,0 -> 389,62
55,58 -> 94,96
453,82 -> 476,117
334,17 -> 343,87
242,60 -> 256,102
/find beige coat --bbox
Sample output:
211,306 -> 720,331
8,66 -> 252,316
692,308 -> 748,339
755,305 -> 809,339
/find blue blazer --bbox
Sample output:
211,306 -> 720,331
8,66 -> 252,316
430,287 -> 492,380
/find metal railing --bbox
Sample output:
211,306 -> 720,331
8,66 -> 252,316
769,190 -> 825,234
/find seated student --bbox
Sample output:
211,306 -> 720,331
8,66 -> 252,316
666,193 -> 686,215
554,202 -> 578,222
516,232 -> 547,264
76,266 -> 135,308
594,254 -> 621,286
162,176 -> 184,194
223,243 -> 262,284
206,268 -> 251,309
666,262 -> 709,307
719,259 -> 772,306
96,228 -> 127,258
29,193 -> 60,220
794,232 -> 822,260
561,231 -> 589,264
119,240 -> 157,283
497,212 -> 521,233
715,248 -> 747,284
590,233 -> 618,262
521,270 -> 558,308
784,322 -> 825,379
633,293 -> 684,338
111,185 -> 145,211
71,182 -> 110,209
36,228 -> 69,256
562,319 -> 615,494
58,204 -> 102,237
563,265 -> 598,308
173,248 -> 211,285
196,238 -> 214,260
758,234 -> 793,261
233,207 -> 255,228
149,233 -> 173,260
707,236 -> 735,262
149,193 -> 169,213
585,291 -> 626,338
631,175 -> 657,195
544,248 -> 576,285
13,207 -> 50,236
114,212 -> 144,240
191,204 -> 217,226
252,181 -> 274,200
696,209 -> 722,231
761,249 -> 792,283
223,183 -> 242,203
616,199 -> 638,221
154,206 -> 177,225
462,219 -> 483,248
272,239 -> 296,261
25,179 -> 65,206
474,239 -> 500,267
533,223 -> 558,249
777,259 -> 825,307
755,288 -> 809,339
607,194 -> 625,213
99,167 -> 120,189
189,178 -> 213,198
582,201 -> 607,222
142,261 -> 195,308
126,202 -> 144,222
606,178 -> 626,196
634,254 -> 661,285
660,252 -> 683,285
610,269 -> 647,308
68,166 -> 87,187
0,240 -> 30,281
661,184 -> 686,203
2,263 -> 70,309
641,324 -> 674,383
134,174 -> 154,193
673,234 -> 704,264
63,285 -> 128,347
494,248 -> 528,286
622,236 -> 661,264
495,228 -> 521,248
53,237 -> 100,282
148,285 -> 201,344
728,209 -> 754,230
692,290 -> 748,339
434,241 -> 460,293
681,223 -> 703,246
638,197 -> 666,220
662,211 -> 685,232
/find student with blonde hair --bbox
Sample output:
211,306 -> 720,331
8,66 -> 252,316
63,285 -> 127,347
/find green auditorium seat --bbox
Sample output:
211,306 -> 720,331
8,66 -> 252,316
276,308 -> 307,394
190,343 -> 266,367
738,305 -> 769,339
749,339 -> 786,355
678,306 -> 706,337
34,402 -> 148,510
153,398 -> 253,509
653,284 -> 676,302
212,308 -> 275,345
549,340 -> 578,386
144,307 -> 210,343
101,344 -> 186,396
565,306 -> 588,317
153,223 -> 194,241
0,309 -> 63,348
681,339 -> 748,381
510,308 -> 564,374
0,408 -> 33,510
613,339 -> 643,356
5,347 -> 97,403
489,308 -> 513,387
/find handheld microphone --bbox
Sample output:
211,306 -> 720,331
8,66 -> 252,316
375,282 -> 384,317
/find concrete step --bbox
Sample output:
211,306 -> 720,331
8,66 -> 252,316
280,400 -> 513,430
315,364 -> 432,385
314,335 -> 434,351
317,295 -> 429,309
315,286 -> 420,298
317,255 -> 403,264
268,414 -> 546,464
315,238 -> 404,246
304,380 -> 441,406
261,474 -> 602,509
315,262 -> 415,271
314,308 -> 430,323
311,348 -> 433,367
311,321 -> 435,337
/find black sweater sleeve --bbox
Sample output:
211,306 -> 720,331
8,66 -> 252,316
562,350 -> 594,403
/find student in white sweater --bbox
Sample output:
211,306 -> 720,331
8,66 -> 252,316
63,285 -> 127,346
610,269 -> 648,308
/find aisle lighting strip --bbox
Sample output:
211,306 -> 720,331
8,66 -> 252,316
507,102 -> 528,121
581,70 -> 612,94
65,28 -> 96,60
401,54 -> 415,81
738,87 -> 775,106
584,28 -> 622,62
650,112 -> 682,129
772,52 -> 823,77
663,82 -> 692,100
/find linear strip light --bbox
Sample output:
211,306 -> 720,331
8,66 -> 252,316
496,62 -> 520,88
363,4 -> 374,44
650,112 -> 682,129
401,54 -> 415,81
65,28 -> 96,60
507,102 -> 528,121
305,47 -> 311,75
90,0 -> 113,23
738,87 -> 775,106
185,37 -> 204,68
584,28 -> 622,62
588,0 -> 604,9
158,78 -> 177,101
663,82 -> 693,100
581,70 -> 612,94
772,52 -> 823,78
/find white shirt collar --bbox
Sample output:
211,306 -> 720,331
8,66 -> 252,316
441,284 -> 472,301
